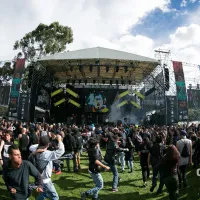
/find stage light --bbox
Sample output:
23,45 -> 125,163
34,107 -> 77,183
134,90 -> 145,100
54,98 -> 66,106
102,80 -> 105,84
110,80 -> 112,85
79,80 -> 81,84
95,60 -> 100,65
116,100 -> 128,108
124,66 -> 128,73
116,66 -> 119,72
66,88 -> 79,98
89,65 -> 93,72
93,80 -> 96,84
116,80 -> 118,85
106,66 -> 109,72
118,90 -> 130,99
51,88 -> 63,97
130,101 -> 141,109
68,98 -> 81,108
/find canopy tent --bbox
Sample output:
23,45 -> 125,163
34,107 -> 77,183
37,47 -> 159,85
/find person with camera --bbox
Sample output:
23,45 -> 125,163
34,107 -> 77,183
104,134 -> 129,192
81,137 -> 110,200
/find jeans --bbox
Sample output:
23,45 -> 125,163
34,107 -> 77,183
86,172 -> 103,198
118,152 -> 125,170
126,160 -> 133,170
109,164 -> 119,189
178,165 -> 187,186
36,181 -> 59,200
152,167 -> 164,192
164,174 -> 179,200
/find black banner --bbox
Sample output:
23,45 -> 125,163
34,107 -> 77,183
166,96 -> 178,124
17,92 -> 30,121
0,86 -> 10,105
8,59 -> 25,119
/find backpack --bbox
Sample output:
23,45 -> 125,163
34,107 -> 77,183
181,141 -> 190,158
74,135 -> 83,149
28,152 -> 49,174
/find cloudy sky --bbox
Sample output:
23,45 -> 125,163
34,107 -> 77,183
0,0 -> 200,83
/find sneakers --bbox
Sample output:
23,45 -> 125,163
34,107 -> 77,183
143,182 -> 147,187
112,188 -> 118,192
55,171 -> 62,175
150,185 -> 156,192
80,192 -> 87,200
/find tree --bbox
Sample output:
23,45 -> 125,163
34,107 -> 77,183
13,22 -> 73,61
0,62 -> 14,84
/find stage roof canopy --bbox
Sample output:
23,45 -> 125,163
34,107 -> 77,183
38,47 -> 159,84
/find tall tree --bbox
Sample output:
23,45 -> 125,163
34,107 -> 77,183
13,22 -> 73,61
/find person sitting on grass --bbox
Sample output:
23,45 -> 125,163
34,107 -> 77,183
81,137 -> 110,200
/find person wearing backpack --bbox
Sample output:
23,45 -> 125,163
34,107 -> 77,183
30,135 -> 64,200
73,129 -> 83,172
176,130 -> 192,189
149,134 -> 166,195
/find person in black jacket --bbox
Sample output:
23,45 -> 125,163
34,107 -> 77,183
3,144 -> 43,200
138,137 -> 151,187
149,134 -> 166,194
104,134 -> 129,192
63,130 -> 76,172
81,137 -> 110,200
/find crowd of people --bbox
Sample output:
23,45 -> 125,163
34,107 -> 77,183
0,118 -> 200,200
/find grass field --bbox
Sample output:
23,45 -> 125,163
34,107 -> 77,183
0,151 -> 200,200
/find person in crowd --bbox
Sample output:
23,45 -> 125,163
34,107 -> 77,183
81,137 -> 110,200
63,130 -> 76,172
29,135 -> 64,200
73,129 -> 83,172
191,135 -> 200,167
138,137 -> 151,187
18,128 -> 29,160
104,134 -> 128,192
149,134 -> 166,194
3,144 -> 43,200
125,137 -> 135,173
176,130 -> 192,189
160,145 -> 180,200
0,130 -> 14,165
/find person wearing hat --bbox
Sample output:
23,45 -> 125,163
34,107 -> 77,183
176,130 -> 192,189
34,135 -> 65,200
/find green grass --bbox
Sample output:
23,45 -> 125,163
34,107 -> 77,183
0,151 -> 200,200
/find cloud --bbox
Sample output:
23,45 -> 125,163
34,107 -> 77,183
0,0 -> 170,61
180,0 -> 187,7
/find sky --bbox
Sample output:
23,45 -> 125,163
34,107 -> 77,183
0,0 -> 200,84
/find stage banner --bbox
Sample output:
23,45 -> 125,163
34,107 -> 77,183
0,86 -> 11,105
8,59 -> 25,119
17,92 -> 30,121
172,61 -> 188,121
166,96 -> 178,124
